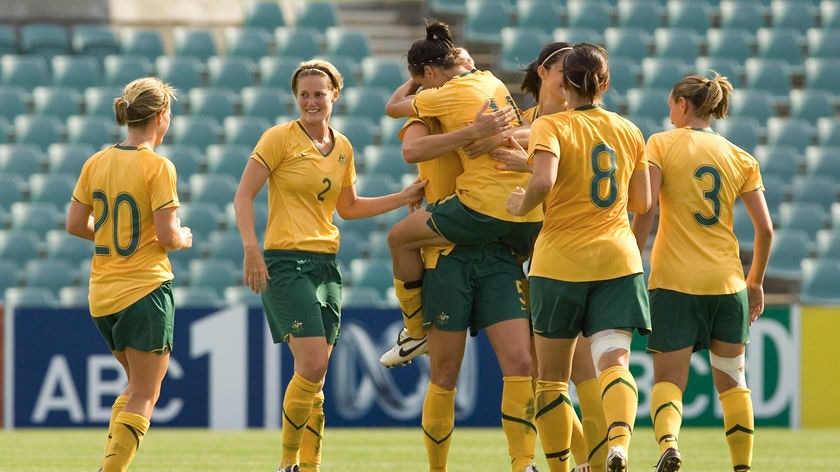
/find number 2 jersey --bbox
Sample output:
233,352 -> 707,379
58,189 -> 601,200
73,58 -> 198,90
528,106 -> 648,282
72,145 -> 179,316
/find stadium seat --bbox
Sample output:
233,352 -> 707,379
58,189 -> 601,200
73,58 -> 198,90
806,28 -> 840,61
4,287 -> 58,307
0,173 -> 24,209
342,286 -> 385,308
340,86 -> 389,121
294,1 -> 339,29
58,286 -> 89,307
778,201 -> 828,243
803,58 -> 840,93
188,258 -> 241,293
325,27 -> 371,62
177,202 -> 222,240
604,27 -> 652,63
788,89 -> 836,126
765,228 -> 812,283
173,286 -> 225,307
360,57 -> 409,91
732,202 -> 756,253
317,55 -> 357,88
173,26 -> 218,61
259,56 -> 304,89
0,259 -> 21,295
51,55 -> 102,91
188,87 -> 238,121
606,57 -> 638,98
120,27 -> 166,62
66,115 -> 120,147
83,85 -> 122,116
755,28 -> 805,67
744,58 -> 792,98
719,1 -> 767,33
336,228 -> 367,267
155,56 -> 206,93
47,142 -> 95,174
223,115 -> 271,147
640,57 -> 689,90
566,0 -> 612,30
0,143 -> 44,178
653,28 -> 700,64
498,27 -> 549,76
102,54 -> 153,87
329,116 -> 376,150
10,201 -> 63,233
553,27 -> 603,46
694,57 -> 744,88
71,24 -> 121,65
349,257 -> 394,298
224,26 -> 271,60
45,229 -> 93,266
770,0 -> 816,30
28,173 -> 77,207
624,88 -> 670,120
243,0 -> 286,32
799,258 -> 840,305
816,229 -> 840,259
169,115 -> 221,149
760,174 -> 788,221
0,86 -> 30,121
225,201 -> 268,239
429,0 -> 468,16
714,118 -> 762,154
817,117 -> 840,148
206,144 -> 251,178
666,1 -> 712,33
362,144 -> 414,179
154,144 -> 203,182
241,86 -> 293,120
616,0 -> 664,31
204,231 -> 246,264
789,175 -> 837,213
0,230 -> 41,265
32,86 -> 82,119
515,0 -> 561,35
379,116 -> 407,146
19,23 -> 70,59
188,173 -> 238,207
728,89 -> 777,124
706,28 -> 755,64
334,212 -> 378,236
0,116 -> 10,144
625,115 -> 662,140
804,147 -> 840,182
1,55 -> 50,91
354,173 -> 399,197
0,24 -> 17,56
223,285 -> 263,308
364,230 -> 390,259
462,5 -> 512,46
754,145 -> 801,181
765,117 -> 815,154
207,55 -> 257,90
273,26 -> 321,59
822,1 -> 840,29
23,258 -> 77,295
14,114 -> 63,151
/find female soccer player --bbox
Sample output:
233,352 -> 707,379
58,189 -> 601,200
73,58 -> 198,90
507,43 -> 651,472
66,76 -> 192,472
233,59 -> 426,472
631,73 -> 773,472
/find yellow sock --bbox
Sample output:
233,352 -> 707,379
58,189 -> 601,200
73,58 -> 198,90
281,373 -> 320,469
394,278 -> 424,338
101,411 -> 149,472
501,376 -> 536,471
720,387 -> 754,471
599,366 -> 638,452
569,408 -> 587,468
300,390 -> 325,472
534,380 -> 573,472
422,382 -> 455,472
650,381 -> 683,454
576,378 -> 607,466
102,395 -> 129,465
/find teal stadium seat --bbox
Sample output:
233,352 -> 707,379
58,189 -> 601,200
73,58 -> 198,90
259,56 -> 304,88
10,201 -> 63,233
120,27 -> 166,62
765,228 -> 811,282
155,56 -> 206,92
624,88 -> 670,120
462,0 -> 512,46
0,144 -> 43,178
604,27 -> 652,63
177,202 -> 222,240
804,147 -> 840,182
354,173 -> 399,196
789,175 -> 837,213
169,115 -> 221,149
616,0 -> 664,31
51,55 -> 102,92
173,286 -> 224,307
207,56 -> 257,90
754,145 -> 800,181
756,28 -> 805,67
155,144 -> 203,183
330,116 -> 376,150
0,230 -> 41,265
47,143 -> 95,175
342,286 -> 385,308
4,287 -> 58,307
498,27 -> 549,77
71,24 -> 121,65
728,89 -> 776,124
224,26 -> 271,60
28,173 -> 76,207
788,89 -> 836,126
654,28 -> 700,64
360,57 -> 408,91
362,144 -> 414,180
765,117 -> 814,154
23,258 -> 77,296
822,1 -> 840,29
806,29 -> 840,60
172,26 -> 218,61
0,259 -> 21,295
58,286 -> 89,307
744,58 -> 792,98
719,1 -> 767,33
516,0 -> 561,35
336,229 -> 368,266
640,57 -> 689,90
206,144 -> 251,177
666,1 -> 712,33
0,86 -> 30,121
0,174 -> 24,209
102,55 -> 153,87
695,57 -> 744,88
816,229 -> 840,259
317,55 -> 357,88
0,116 -> 9,144
1,55 -> 50,91
188,87 -> 238,121
817,118 -> 840,148
19,23 -> 70,60
429,0 -> 468,16
189,257 -> 241,294
66,115 -> 120,147
566,0 -> 611,31
778,201 -> 827,243
732,202 -> 756,253
553,27 -> 603,46
379,116 -> 407,146
224,285 -> 263,308
188,173 -> 238,207
45,229 -> 94,266
273,27 -> 321,59
241,86 -> 293,119
325,27 -> 371,62
800,258 -> 840,305
294,1 -> 338,29
706,28 -> 754,64
223,115 -> 271,146
714,118 -> 762,154
340,86 -> 389,121
83,85 -> 122,116
803,58 -> 840,93
243,0 -> 286,32
349,258 -> 394,299
32,86 -> 82,119
770,0 -> 816,30
0,25 -> 17,56
14,114 -> 63,151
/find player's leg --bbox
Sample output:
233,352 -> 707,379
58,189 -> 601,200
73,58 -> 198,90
649,348 -> 691,472
424,326 -> 467,472
570,335 -> 605,471
711,340 -> 752,472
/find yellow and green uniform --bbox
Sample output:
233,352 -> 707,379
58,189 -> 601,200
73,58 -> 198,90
71,144 -> 179,317
646,127 -> 763,295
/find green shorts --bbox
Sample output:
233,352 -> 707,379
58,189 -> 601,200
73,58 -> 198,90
530,273 -> 651,339
262,250 -> 341,344
91,281 -> 174,353
646,288 -> 750,353
426,196 -> 542,257
423,243 -> 529,335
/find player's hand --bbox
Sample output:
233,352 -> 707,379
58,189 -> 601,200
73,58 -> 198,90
402,177 -> 428,212
180,226 -> 193,249
243,247 -> 270,293
507,186 -> 527,216
746,282 -> 765,325
490,136 -> 531,172
470,101 -> 515,139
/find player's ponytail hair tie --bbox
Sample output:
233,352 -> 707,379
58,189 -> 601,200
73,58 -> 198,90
123,99 -> 130,108
540,46 -> 573,68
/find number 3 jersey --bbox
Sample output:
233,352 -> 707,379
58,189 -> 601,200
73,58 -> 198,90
250,119 -> 355,254
528,106 -> 647,282
72,145 -> 179,316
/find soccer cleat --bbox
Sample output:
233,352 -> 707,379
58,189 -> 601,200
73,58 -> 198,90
606,445 -> 628,472
653,447 -> 681,472
277,465 -> 300,472
524,464 -> 539,472
573,463 -> 591,472
379,328 -> 428,367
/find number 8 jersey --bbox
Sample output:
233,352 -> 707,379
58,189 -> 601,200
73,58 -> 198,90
72,144 -> 179,316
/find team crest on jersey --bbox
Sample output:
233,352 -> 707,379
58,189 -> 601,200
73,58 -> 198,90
291,320 -> 304,334
338,154 -> 347,165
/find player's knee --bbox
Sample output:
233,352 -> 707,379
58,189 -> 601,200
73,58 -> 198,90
709,352 -> 746,389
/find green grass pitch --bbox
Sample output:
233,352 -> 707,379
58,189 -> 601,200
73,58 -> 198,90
1,427 -> 838,471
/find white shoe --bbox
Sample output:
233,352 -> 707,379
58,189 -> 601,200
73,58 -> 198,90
278,465 -> 300,472
379,328 -> 428,367
606,445 -> 628,472
524,464 -> 539,472
573,463 -> 591,472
